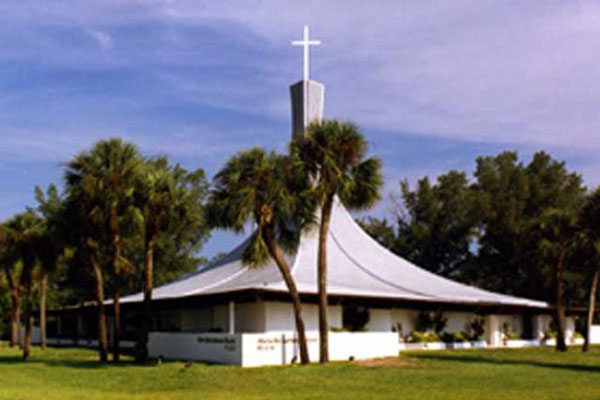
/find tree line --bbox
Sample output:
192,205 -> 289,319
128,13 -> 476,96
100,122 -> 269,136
0,138 -> 210,362
0,121 -> 382,365
1,122 -> 596,364
360,151 -> 600,352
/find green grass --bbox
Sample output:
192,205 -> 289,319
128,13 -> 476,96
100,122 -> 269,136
0,345 -> 599,400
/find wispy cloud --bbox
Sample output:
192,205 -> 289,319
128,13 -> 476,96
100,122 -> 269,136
83,28 -> 113,50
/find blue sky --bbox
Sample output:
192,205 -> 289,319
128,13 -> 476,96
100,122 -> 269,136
1,1 -> 600,257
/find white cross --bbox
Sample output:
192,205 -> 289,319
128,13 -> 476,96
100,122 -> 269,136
292,25 -> 321,81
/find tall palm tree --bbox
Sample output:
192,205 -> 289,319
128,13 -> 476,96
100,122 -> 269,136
132,158 -> 176,362
207,148 -> 315,364
34,184 -> 64,350
5,210 -> 43,360
291,120 -> 383,363
63,177 -> 110,362
580,187 -> 600,352
35,233 -> 58,351
65,138 -> 142,361
133,158 -> 208,362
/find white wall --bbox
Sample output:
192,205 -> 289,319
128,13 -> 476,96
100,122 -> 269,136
263,302 -> 342,332
590,325 -> 600,344
366,309 -> 391,331
240,332 -> 397,367
148,331 -> 398,367
444,312 -> 473,333
497,314 -> 524,336
149,332 -> 242,364
391,308 -> 418,334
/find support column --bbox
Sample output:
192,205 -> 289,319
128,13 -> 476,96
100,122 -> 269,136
228,301 -> 235,334
486,315 -> 501,347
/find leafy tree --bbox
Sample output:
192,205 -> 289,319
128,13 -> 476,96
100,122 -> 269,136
470,152 -> 533,294
133,157 -> 209,363
0,223 -> 23,347
472,152 -> 585,302
292,120 -> 383,363
207,148 -> 316,365
65,138 -> 143,361
363,150 -> 587,349
357,217 -> 397,251
0,272 -> 9,340
395,171 -> 477,277
539,205 -> 583,351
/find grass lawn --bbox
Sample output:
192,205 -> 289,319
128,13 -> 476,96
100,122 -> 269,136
0,345 -> 599,400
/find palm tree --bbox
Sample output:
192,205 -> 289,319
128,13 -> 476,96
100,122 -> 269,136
34,184 -> 64,350
133,158 -> 207,362
65,138 -> 142,361
5,210 -> 43,360
580,187 -> 600,352
132,158 -> 175,362
291,120 -> 383,363
63,182 -> 110,362
207,148 -> 315,364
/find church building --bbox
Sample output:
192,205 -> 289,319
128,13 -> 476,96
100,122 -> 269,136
47,27 -> 579,367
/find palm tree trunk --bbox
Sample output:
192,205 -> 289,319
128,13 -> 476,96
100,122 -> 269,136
555,247 -> 567,352
317,194 -> 334,363
110,208 -> 121,362
136,233 -> 155,363
91,249 -> 109,363
4,268 -> 21,348
263,226 -> 310,365
584,269 -> 599,352
40,272 -> 48,350
21,270 -> 33,360
10,291 -> 22,348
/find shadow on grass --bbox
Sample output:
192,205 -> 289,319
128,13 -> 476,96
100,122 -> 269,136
410,352 -> 600,374
0,347 -> 225,370
0,355 -> 146,369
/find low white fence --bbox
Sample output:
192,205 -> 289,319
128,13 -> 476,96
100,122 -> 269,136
590,326 -> 600,344
148,331 -> 399,367
149,332 -> 242,365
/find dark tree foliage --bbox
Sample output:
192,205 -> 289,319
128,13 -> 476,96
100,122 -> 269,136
361,151 -> 586,306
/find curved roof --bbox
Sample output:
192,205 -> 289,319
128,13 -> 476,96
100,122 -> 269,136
120,72 -> 549,310
122,200 -> 547,309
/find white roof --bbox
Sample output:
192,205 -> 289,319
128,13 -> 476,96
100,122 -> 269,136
121,200 -> 548,309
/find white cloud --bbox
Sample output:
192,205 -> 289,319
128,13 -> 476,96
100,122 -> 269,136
84,28 -> 113,50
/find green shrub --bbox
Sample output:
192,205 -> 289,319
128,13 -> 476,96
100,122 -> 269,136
502,322 -> 521,340
409,331 -> 440,343
572,332 -> 584,340
417,311 -> 447,334
505,332 -> 521,340
466,316 -> 485,340
441,332 -> 467,343
543,330 -> 557,340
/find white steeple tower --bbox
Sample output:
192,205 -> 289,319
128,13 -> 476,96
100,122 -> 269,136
290,25 -> 325,139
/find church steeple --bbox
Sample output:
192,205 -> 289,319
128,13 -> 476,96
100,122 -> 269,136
290,26 -> 324,139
